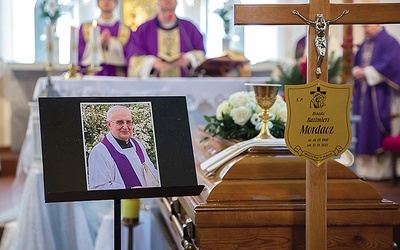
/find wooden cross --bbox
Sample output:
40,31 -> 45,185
235,1 -> 400,249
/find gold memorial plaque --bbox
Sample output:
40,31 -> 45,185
284,80 -> 352,166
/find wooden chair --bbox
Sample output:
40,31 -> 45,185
382,135 -> 400,185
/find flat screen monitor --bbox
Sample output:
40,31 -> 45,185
39,96 -> 203,202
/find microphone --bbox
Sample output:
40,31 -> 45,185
168,13 -> 174,19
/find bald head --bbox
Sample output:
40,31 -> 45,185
362,25 -> 383,39
157,0 -> 178,25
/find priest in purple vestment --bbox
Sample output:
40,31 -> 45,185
352,24 -> 400,180
88,105 -> 160,190
128,0 -> 205,78
78,0 -> 134,77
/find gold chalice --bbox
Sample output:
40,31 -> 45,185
245,83 -> 281,140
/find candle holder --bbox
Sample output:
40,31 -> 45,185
85,65 -> 102,76
43,63 -> 60,97
121,217 -> 140,226
63,63 -> 82,79
122,215 -> 140,250
121,198 -> 141,250
44,63 -> 53,74
245,83 -> 281,140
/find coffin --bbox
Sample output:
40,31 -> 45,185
158,128 -> 400,249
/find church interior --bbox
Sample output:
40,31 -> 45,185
0,0 -> 400,249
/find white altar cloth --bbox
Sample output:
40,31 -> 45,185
32,76 -> 258,135
32,76 -> 263,112
2,76 -> 270,250
0,168 -> 112,250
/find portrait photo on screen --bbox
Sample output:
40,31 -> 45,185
81,102 -> 160,191
39,96 -> 203,202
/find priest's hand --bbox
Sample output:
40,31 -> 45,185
352,66 -> 365,81
153,58 -> 171,73
100,29 -> 112,48
174,55 -> 190,68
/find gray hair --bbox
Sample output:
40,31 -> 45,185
106,105 -> 130,121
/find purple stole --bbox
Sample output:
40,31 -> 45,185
361,40 -> 374,67
101,136 -> 144,189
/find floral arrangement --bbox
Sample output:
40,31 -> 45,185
214,0 -> 239,22
203,91 -> 287,141
40,0 -> 69,24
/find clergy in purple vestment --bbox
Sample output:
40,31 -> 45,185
78,0 -> 134,77
352,25 -> 400,180
128,0 -> 205,78
88,105 -> 160,190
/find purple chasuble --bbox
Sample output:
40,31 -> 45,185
295,36 -> 306,60
131,17 -> 205,77
78,20 -> 133,76
101,136 -> 142,188
353,27 -> 400,155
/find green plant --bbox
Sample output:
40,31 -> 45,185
273,52 -> 343,85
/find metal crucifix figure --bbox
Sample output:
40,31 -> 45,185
293,10 -> 349,78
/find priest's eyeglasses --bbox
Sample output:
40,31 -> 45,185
110,120 -> 133,126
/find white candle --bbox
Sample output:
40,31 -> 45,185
91,20 -> 100,67
70,24 -> 78,65
46,24 -> 54,66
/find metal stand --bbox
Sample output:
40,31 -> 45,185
44,64 -> 60,97
114,199 -> 121,250
122,218 -> 139,250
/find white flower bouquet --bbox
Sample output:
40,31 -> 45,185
204,91 -> 287,140
40,0 -> 70,24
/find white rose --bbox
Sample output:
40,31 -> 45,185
269,95 -> 286,119
269,98 -> 280,114
230,106 -> 252,126
267,120 -> 273,129
255,105 -> 262,114
247,91 -> 256,100
275,95 -> 285,106
276,108 -> 287,122
250,113 -> 262,130
229,91 -> 250,108
269,103 -> 278,115
247,98 -> 258,110
216,100 -> 231,120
